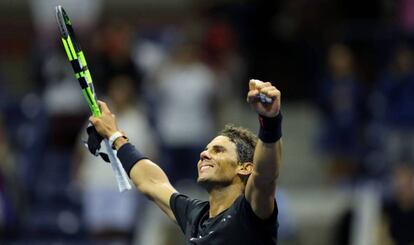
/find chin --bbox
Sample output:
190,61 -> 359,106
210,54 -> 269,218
197,171 -> 210,181
197,177 -> 230,191
196,176 -> 207,184
197,176 -> 213,189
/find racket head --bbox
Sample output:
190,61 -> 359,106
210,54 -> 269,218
55,6 -> 69,38
55,5 -> 101,117
55,6 -> 82,52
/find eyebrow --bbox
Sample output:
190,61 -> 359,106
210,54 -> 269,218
205,145 -> 226,152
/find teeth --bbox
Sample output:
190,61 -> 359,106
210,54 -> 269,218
200,166 -> 212,171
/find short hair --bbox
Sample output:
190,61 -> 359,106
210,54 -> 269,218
219,124 -> 257,164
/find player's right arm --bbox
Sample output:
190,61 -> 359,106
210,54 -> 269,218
89,101 -> 178,222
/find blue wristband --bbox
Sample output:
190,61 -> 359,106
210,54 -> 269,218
117,143 -> 148,177
258,112 -> 282,143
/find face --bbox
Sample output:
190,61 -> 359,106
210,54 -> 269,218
197,135 -> 242,187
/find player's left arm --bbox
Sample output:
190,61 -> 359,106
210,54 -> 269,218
245,79 -> 282,219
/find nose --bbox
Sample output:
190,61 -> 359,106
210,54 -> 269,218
200,149 -> 211,161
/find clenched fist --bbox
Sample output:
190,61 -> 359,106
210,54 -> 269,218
246,79 -> 281,118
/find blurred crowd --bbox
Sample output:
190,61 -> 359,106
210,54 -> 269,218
0,0 -> 414,244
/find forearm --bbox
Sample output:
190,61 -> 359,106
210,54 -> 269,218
246,137 -> 282,219
252,139 -> 282,187
252,112 -> 283,188
115,137 -> 172,193
115,137 -> 176,205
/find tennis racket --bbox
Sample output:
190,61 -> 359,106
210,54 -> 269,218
55,5 -> 131,192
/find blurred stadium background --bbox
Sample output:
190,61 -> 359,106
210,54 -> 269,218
1,0 -> 414,244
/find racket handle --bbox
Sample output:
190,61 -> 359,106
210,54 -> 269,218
251,79 -> 273,104
257,93 -> 273,104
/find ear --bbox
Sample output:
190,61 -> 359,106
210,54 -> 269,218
237,162 -> 253,177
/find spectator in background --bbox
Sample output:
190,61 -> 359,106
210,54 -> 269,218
0,116 -> 22,240
73,75 -> 157,243
398,0 -> 414,34
379,162 -> 414,245
92,21 -> 142,95
316,43 -> 366,185
201,21 -> 248,125
0,72 -> 7,110
40,51 -> 88,152
376,44 -> 414,163
202,21 -> 246,99
30,0 -> 102,95
151,39 -> 218,184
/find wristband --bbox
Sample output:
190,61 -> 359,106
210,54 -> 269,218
109,131 -> 128,149
258,112 -> 282,143
117,143 -> 148,177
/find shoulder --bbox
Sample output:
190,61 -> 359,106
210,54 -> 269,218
235,195 -> 278,225
170,193 -> 209,233
170,193 -> 208,210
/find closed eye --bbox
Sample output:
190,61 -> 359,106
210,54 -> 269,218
204,145 -> 226,153
212,145 -> 226,153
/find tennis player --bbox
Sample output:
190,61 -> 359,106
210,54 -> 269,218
89,79 -> 283,244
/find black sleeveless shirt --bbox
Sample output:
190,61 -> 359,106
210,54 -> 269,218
170,193 -> 278,244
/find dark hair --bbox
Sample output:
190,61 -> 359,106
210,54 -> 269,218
219,124 -> 257,164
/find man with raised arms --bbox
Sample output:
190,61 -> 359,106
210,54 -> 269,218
89,79 -> 283,244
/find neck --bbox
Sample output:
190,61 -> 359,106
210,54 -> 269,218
208,184 -> 244,218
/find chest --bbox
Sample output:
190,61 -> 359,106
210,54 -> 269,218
184,208 -> 250,245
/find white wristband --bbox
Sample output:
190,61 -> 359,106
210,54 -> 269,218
109,131 -> 124,149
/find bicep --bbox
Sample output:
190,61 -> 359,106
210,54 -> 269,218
129,159 -> 178,222
245,172 -> 276,219
145,182 -> 178,222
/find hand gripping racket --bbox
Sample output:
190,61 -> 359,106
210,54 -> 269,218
55,5 -> 131,192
